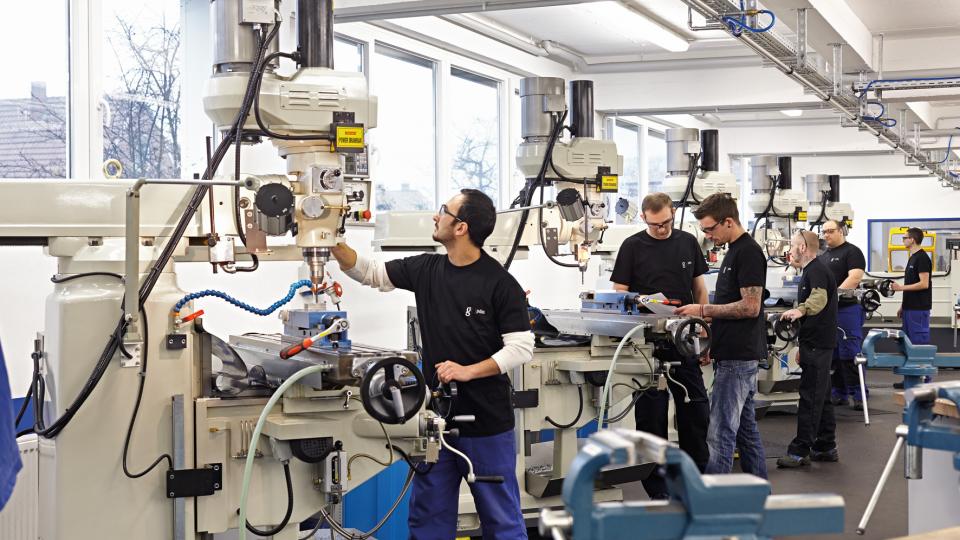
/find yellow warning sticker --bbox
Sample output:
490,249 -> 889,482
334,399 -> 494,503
335,125 -> 365,151
798,211 -> 808,221
600,175 -> 619,192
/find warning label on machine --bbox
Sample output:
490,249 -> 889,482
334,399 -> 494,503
334,124 -> 365,153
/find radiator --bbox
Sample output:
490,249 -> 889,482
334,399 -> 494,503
0,436 -> 39,540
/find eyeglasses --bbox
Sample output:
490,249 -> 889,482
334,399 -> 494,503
700,220 -> 723,234
822,228 -> 839,234
645,217 -> 674,230
438,204 -> 464,223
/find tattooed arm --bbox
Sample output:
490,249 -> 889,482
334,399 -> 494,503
703,286 -> 763,319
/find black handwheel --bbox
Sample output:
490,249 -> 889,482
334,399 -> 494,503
359,357 -> 426,424
861,289 -> 882,313
773,318 -> 800,342
878,279 -> 896,298
672,317 -> 711,359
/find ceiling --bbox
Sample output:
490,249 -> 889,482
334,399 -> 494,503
845,0 -> 960,36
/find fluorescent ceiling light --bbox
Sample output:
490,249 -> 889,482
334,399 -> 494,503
780,109 -> 804,117
581,1 -> 689,53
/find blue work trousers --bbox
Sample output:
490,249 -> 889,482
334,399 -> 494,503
832,304 -> 866,402
902,309 -> 931,345
408,429 -> 527,540
706,360 -> 768,479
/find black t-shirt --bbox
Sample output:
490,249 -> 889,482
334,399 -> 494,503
819,242 -> 865,307
711,233 -> 767,361
903,250 -> 933,311
610,230 -> 709,305
797,258 -> 838,348
385,252 -> 530,436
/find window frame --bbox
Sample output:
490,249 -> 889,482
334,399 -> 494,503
446,65 -> 503,207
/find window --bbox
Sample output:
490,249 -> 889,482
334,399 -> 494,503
612,121 -> 640,223
448,67 -> 500,204
369,44 -> 437,212
0,0 -> 68,178
101,0 -> 182,178
646,130 -> 667,193
334,36 -> 364,73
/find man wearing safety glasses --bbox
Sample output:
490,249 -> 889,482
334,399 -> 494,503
330,189 -> 534,539
892,227 -> 933,345
675,193 -> 768,479
609,192 -> 710,499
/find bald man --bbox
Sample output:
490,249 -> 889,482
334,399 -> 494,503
777,230 -> 839,468
818,220 -> 867,409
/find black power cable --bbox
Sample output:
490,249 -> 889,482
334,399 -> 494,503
50,272 -> 124,283
544,384 -> 583,429
243,462 -> 294,536
121,309 -> 174,478
26,20 -> 275,440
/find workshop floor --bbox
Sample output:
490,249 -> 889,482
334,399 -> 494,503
617,369 -> 960,540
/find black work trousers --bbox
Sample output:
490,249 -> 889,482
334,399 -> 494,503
787,345 -> 837,457
634,350 -> 710,499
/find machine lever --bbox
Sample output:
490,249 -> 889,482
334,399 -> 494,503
856,432 -> 905,535
389,386 -> 406,421
855,355 -> 871,426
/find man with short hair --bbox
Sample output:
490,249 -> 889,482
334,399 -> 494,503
331,189 -> 535,540
777,230 -> 839,468
819,220 -> 868,409
610,192 -> 710,499
892,227 -> 933,345
675,193 -> 768,478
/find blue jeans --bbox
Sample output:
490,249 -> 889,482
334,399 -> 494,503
408,429 -> 527,540
902,309 -> 931,345
706,360 -> 768,479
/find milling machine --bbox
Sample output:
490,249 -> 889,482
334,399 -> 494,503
805,173 -> 854,230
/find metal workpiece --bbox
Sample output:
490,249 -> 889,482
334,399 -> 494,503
519,77 -> 566,140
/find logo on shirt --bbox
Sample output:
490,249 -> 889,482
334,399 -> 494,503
682,260 -> 693,269
722,266 -> 733,274
464,307 -> 487,317
830,257 -> 841,263
465,307 -> 472,317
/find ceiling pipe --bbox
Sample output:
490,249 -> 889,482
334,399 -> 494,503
680,0 -> 956,187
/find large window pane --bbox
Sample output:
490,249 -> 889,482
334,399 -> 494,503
646,130 -> 667,193
0,0 -> 67,178
334,37 -> 364,73
612,121 -> 640,223
102,0 -> 182,178
448,67 -> 500,205
370,44 -> 437,212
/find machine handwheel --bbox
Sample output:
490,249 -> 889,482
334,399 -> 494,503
672,317 -> 711,359
359,357 -> 426,424
773,318 -> 800,342
861,289 -> 882,313
878,279 -> 896,298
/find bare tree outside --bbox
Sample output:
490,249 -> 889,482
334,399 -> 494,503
102,13 -> 181,178
451,117 -> 499,198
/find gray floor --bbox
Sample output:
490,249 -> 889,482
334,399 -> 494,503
618,368 -> 960,540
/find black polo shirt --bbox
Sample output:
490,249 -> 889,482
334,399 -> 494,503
903,250 -> 933,311
797,258 -> 838,348
819,241 -> 865,307
711,233 -> 767,361
610,229 -> 708,305
385,252 -> 530,437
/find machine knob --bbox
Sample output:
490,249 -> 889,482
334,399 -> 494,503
301,195 -> 327,220
359,357 -> 426,425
